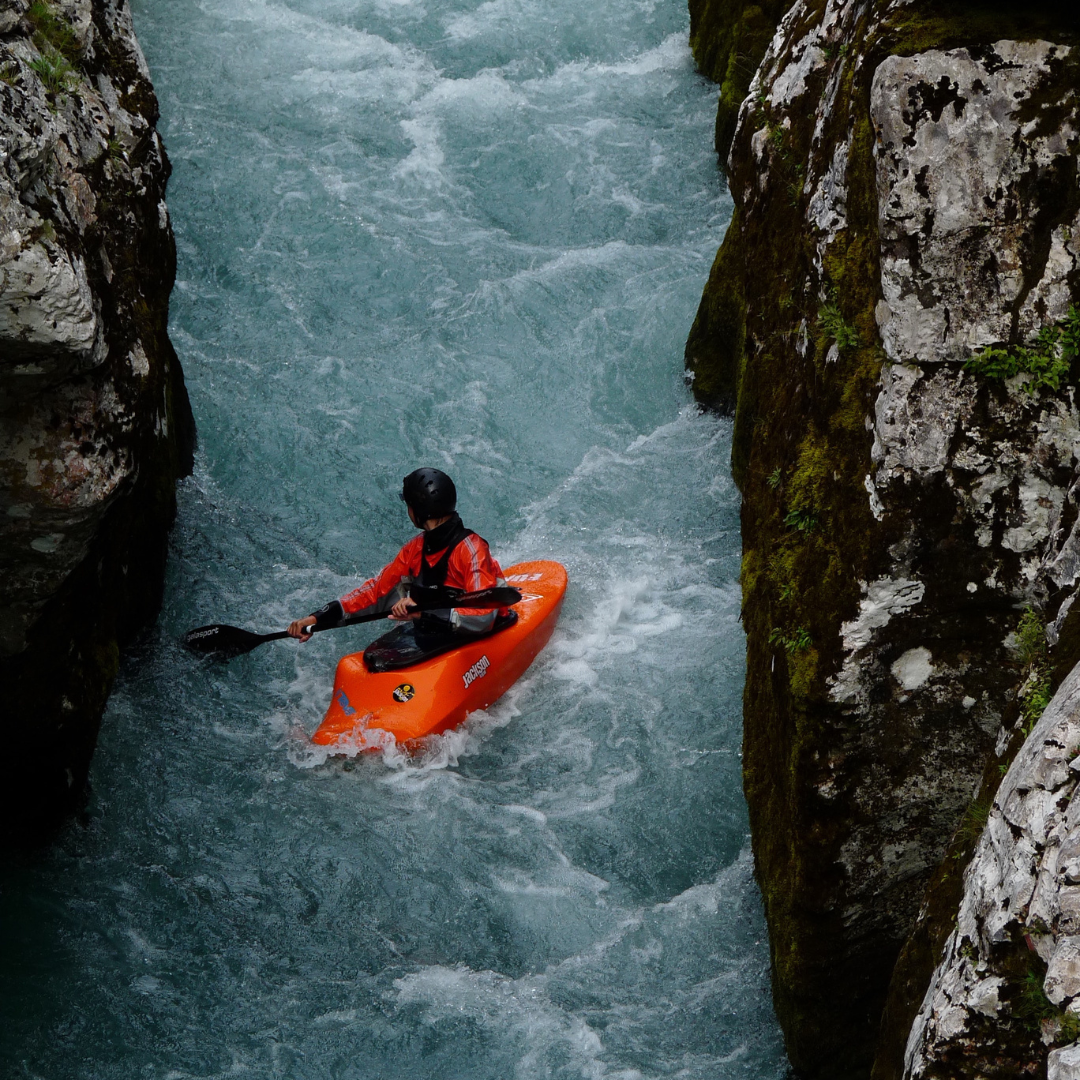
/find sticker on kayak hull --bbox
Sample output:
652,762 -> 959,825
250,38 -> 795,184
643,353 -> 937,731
336,689 -> 356,716
392,683 -> 415,703
507,573 -> 543,582
463,655 -> 490,688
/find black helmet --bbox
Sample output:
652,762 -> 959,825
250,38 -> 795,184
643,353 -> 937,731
400,468 -> 456,520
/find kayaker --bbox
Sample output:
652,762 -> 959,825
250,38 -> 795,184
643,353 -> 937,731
287,468 -> 507,642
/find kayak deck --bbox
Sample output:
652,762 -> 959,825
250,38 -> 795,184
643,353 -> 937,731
311,559 -> 567,749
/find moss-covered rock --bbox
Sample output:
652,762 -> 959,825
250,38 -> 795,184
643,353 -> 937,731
0,0 -> 194,845
688,0 -> 794,160
685,0 -> 1080,1075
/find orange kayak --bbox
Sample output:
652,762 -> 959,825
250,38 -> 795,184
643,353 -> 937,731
311,560 -> 567,749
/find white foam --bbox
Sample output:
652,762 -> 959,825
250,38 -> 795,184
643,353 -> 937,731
389,848 -> 766,1077
206,0 -> 438,106
393,965 -> 620,1080
527,32 -> 693,86
415,68 -> 527,114
443,0 -> 523,42
394,117 -> 446,182
314,1008 -> 359,1025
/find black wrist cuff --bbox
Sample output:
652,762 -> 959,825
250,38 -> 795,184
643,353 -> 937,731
309,600 -> 344,632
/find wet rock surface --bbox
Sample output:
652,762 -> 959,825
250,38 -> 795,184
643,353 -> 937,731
686,0 -> 1080,1075
0,0 -> 193,843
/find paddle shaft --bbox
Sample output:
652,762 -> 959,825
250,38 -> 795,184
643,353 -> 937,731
215,605 -> 401,650
183,586 -> 522,658
318,585 -> 521,633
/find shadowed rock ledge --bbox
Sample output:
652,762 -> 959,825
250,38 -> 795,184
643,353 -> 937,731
686,0 -> 1080,1075
0,0 -> 193,844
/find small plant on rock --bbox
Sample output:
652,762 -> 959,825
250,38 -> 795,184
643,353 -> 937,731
31,218 -> 56,244
1061,1011 -> 1080,1044
1015,970 -> 1056,1031
27,1 -> 81,65
954,797 -> 992,851
784,507 -> 817,533
1015,607 -> 1052,736
29,49 -> 74,95
964,306 -> 1080,394
1022,673 -> 1052,736
1016,607 -> 1048,667
769,626 -> 811,654
1012,966 -> 1080,1044
817,292 -> 861,351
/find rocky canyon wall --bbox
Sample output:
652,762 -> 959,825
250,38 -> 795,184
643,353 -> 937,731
686,0 -> 1080,1076
0,0 -> 193,843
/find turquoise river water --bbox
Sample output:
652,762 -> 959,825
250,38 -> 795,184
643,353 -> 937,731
1,0 -> 790,1076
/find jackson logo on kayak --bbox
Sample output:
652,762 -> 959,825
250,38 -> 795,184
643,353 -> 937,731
392,683 -> 415,703
462,655 -> 490,689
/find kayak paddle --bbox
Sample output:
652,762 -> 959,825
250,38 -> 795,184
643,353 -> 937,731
182,586 -> 523,659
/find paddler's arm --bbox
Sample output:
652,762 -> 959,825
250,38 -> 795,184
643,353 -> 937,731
287,592 -> 417,641
287,600 -> 343,641
389,596 -> 419,620
287,616 -> 316,640
288,540 -> 422,642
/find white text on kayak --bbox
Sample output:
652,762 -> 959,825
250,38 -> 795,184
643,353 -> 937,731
463,655 -> 490,689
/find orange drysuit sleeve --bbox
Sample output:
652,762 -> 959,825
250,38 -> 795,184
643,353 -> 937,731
337,535 -> 423,616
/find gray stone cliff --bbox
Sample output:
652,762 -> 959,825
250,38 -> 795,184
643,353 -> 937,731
685,0 -> 1080,1075
0,0 -> 193,842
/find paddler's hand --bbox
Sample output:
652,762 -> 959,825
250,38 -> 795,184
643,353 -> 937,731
288,615 -> 317,641
389,596 -> 420,621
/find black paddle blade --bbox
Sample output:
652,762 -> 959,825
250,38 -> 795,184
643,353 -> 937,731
182,624 -> 280,658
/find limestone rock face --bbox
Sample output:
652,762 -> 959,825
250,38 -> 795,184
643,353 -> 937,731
0,0 -> 194,840
685,0 -> 1080,1075
873,43 -> 1079,366
904,668 -> 1080,1078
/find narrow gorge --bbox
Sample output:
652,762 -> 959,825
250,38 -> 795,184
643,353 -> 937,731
686,0 -> 1080,1076
7,0 -> 1080,1076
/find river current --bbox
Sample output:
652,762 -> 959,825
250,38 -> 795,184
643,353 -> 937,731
2,0 -> 789,1076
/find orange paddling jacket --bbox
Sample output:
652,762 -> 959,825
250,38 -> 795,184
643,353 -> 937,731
311,515 -> 507,634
